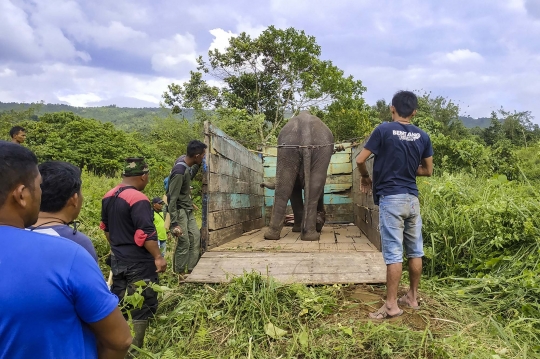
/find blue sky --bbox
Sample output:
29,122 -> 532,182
1,0 -> 539,122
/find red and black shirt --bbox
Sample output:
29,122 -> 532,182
100,185 -> 157,263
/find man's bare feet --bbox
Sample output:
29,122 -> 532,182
368,303 -> 403,319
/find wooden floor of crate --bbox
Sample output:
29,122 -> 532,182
186,225 -> 386,284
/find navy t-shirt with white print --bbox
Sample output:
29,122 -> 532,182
364,121 -> 433,205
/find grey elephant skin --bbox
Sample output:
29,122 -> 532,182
264,112 -> 334,241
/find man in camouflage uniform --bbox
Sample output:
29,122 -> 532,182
101,157 -> 167,351
167,140 -> 207,275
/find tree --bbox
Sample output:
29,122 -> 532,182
163,26 -> 366,146
21,112 -> 141,177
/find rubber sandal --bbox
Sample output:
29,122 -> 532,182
398,295 -> 420,310
368,309 -> 404,319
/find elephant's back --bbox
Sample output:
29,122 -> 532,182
278,112 -> 334,146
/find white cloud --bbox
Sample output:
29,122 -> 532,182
151,33 -> 198,74
57,93 -> 102,107
209,28 -> 237,52
432,49 -> 484,65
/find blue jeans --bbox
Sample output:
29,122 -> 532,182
158,240 -> 167,257
379,194 -> 424,265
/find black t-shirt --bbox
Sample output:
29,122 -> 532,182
364,121 -> 434,205
100,185 -> 157,263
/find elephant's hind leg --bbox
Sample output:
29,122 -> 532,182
264,148 -> 300,240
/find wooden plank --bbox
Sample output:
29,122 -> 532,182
328,162 -> 352,175
208,173 -> 262,195
208,193 -> 263,212
263,175 -> 352,187
208,224 -> 243,249
209,124 -> 262,172
186,251 -> 386,284
243,217 -> 265,232
329,152 -> 351,164
264,194 -> 351,206
208,207 -> 262,230
265,163 -> 353,177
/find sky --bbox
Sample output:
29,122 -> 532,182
1,0 -> 540,122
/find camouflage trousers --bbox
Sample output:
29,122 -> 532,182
172,209 -> 201,273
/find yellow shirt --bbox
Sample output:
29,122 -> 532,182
153,211 -> 167,241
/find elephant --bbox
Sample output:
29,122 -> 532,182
264,111 -> 334,241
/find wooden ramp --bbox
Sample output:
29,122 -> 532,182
186,225 -> 386,284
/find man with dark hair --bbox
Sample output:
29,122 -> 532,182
151,197 -> 168,256
356,90 -> 433,319
9,125 -> 26,144
101,157 -> 167,351
167,139 -> 207,275
0,141 -> 132,358
28,161 -> 98,261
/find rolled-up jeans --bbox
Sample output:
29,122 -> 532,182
378,194 -> 424,265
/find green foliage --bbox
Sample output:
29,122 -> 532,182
515,141 -> 540,181
140,272 -> 530,358
0,101 -> 195,132
20,112 -> 140,176
163,26 -> 366,145
420,174 -> 540,318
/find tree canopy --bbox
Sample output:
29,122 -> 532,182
163,26 -> 367,146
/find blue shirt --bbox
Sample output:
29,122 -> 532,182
364,121 -> 433,205
28,224 -> 99,262
0,226 -> 119,359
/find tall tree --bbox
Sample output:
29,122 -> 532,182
163,26 -> 366,146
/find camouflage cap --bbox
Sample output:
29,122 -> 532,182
122,157 -> 149,177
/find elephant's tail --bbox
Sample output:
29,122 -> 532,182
302,147 -> 311,235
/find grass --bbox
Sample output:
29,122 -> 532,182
77,171 -> 540,358
134,271 -> 538,359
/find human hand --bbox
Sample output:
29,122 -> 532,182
171,226 -> 183,237
155,256 -> 167,273
360,176 -> 372,194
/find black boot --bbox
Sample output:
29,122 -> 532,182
127,320 -> 148,358
132,320 -> 148,348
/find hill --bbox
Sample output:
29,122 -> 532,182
0,102 -> 196,131
1,101 -> 494,130
458,116 -> 492,128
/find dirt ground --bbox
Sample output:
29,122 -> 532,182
337,285 -> 454,332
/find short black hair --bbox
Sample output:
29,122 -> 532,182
392,91 -> 418,118
38,161 -> 82,213
186,140 -> 207,157
0,141 -> 38,207
9,126 -> 26,138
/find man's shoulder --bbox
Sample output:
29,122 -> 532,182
103,185 -> 149,206
5,226 -> 81,252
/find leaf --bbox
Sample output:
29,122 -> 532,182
133,280 -> 147,287
299,308 -> 309,317
341,326 -> 353,336
264,322 -> 287,339
298,330 -> 309,347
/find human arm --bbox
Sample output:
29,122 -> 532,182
144,240 -> 167,272
131,200 -> 167,272
70,248 -> 131,359
168,174 -> 184,236
190,163 -> 201,179
417,156 -> 433,177
355,148 -> 373,194
88,308 -> 132,359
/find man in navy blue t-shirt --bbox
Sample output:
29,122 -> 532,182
0,141 -> 132,359
356,91 -> 433,319
28,161 -> 98,262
